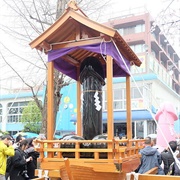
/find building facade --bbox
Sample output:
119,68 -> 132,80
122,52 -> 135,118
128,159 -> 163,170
0,85 -> 77,136
0,90 -> 44,135
102,10 -> 180,137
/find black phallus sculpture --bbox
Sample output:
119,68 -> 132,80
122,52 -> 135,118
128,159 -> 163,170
80,57 -> 105,140
60,134 -> 86,158
92,134 -> 108,148
92,134 -> 108,158
60,134 -> 85,148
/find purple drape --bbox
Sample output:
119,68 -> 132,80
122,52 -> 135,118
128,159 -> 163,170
48,42 -> 130,80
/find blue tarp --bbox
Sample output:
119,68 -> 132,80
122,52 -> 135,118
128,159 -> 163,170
13,132 -> 39,139
70,109 -> 153,122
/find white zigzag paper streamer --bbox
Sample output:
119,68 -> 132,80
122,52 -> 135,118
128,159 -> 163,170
94,91 -> 101,111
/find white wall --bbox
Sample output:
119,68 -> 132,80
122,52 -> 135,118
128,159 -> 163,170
152,80 -> 180,113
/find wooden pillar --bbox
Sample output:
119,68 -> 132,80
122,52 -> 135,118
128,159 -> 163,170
76,79 -> 82,136
76,67 -> 82,136
126,75 -> 132,139
106,55 -> 114,140
47,61 -> 54,140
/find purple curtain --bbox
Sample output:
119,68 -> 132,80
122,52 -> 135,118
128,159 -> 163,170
48,41 -> 130,80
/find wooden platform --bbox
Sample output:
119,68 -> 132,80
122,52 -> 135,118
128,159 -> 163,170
34,166 -> 180,180
33,140 -> 180,180
33,138 -> 144,179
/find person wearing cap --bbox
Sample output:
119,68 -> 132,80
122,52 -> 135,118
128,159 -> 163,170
0,135 -> 15,180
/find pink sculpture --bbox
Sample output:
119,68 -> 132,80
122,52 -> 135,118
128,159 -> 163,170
155,102 -> 178,151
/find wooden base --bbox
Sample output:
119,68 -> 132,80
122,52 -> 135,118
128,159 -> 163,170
60,158 -> 125,180
33,138 -> 145,179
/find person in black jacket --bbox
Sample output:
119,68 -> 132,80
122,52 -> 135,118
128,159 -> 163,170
161,140 -> 177,175
25,138 -> 39,179
10,140 -> 32,180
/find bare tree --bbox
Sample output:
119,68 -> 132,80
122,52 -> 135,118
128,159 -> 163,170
0,0 -> 112,136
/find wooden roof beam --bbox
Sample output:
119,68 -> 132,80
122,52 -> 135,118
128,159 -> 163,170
39,41 -> 51,52
75,22 -> 81,40
63,55 -> 79,66
100,33 -> 111,41
52,37 -> 103,50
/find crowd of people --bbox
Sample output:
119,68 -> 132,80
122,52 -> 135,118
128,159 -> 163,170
136,136 -> 180,176
1,133 -> 180,179
0,134 -> 39,180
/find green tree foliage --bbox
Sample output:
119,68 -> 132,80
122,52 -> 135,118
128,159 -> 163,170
0,131 -> 9,136
21,101 -> 42,134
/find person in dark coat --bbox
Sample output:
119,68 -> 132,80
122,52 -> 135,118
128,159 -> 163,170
161,140 -> 177,175
172,150 -> 180,176
10,139 -> 32,180
25,138 -> 39,179
168,158 -> 180,175
137,136 -> 164,175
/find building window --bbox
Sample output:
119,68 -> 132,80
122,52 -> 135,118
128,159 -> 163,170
117,24 -> 145,35
103,88 -> 126,110
135,24 -> 145,33
136,121 -> 144,138
113,88 -> 126,110
147,121 -> 156,135
7,101 -> 29,123
103,86 -> 145,111
130,44 -> 145,53
0,104 -> 2,123
131,87 -> 144,109
132,87 -> 142,99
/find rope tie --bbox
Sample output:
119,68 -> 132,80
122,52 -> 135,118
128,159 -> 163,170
82,90 -> 102,93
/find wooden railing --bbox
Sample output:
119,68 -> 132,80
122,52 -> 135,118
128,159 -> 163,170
33,138 -> 145,179
35,138 -> 144,160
